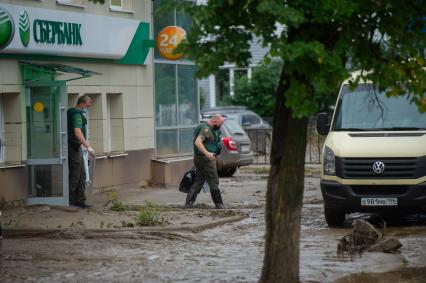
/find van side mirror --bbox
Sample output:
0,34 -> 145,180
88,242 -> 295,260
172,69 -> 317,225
317,112 -> 330,135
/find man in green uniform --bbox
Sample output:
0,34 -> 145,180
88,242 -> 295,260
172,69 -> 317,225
185,114 -> 225,209
67,95 -> 94,208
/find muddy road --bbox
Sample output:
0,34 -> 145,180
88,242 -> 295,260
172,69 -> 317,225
1,171 -> 426,282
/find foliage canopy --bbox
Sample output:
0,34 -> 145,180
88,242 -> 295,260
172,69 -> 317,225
225,59 -> 282,117
177,0 -> 426,117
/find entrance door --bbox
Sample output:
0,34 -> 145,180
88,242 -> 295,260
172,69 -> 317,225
26,81 -> 68,206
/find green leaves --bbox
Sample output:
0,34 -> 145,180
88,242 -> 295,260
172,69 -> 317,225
229,59 -> 282,117
182,0 -> 426,117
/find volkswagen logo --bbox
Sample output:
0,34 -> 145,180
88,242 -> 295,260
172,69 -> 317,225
372,161 -> 385,174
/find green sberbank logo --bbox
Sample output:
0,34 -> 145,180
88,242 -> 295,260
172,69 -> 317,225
19,10 -> 30,47
0,7 -> 14,50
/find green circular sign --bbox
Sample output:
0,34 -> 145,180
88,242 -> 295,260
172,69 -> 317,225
0,7 -> 14,50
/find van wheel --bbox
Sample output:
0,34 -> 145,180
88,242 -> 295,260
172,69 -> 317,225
324,207 -> 345,227
218,167 -> 237,177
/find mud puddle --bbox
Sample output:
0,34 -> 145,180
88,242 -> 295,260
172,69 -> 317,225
336,267 -> 426,283
0,209 -> 264,283
2,207 -> 425,283
1,174 -> 426,282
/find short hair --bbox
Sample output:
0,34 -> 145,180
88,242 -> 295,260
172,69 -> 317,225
211,113 -> 224,124
77,94 -> 92,105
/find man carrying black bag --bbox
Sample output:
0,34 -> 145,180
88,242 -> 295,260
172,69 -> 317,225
179,166 -> 196,193
185,114 -> 225,209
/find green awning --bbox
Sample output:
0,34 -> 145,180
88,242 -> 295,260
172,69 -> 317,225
20,61 -> 101,82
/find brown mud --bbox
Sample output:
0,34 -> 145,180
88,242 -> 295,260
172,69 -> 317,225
1,167 -> 425,282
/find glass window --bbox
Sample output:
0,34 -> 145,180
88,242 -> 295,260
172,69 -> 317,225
176,7 -> 192,32
216,69 -> 230,103
28,164 -> 63,197
56,0 -> 84,7
155,63 -> 199,156
154,0 -> 198,157
110,0 -> 133,11
155,64 -> 177,127
223,119 -> 246,135
334,84 -> 426,130
178,65 -> 198,126
156,129 -> 178,156
242,114 -> 261,126
154,0 -> 175,60
178,128 -> 194,154
27,86 -> 60,159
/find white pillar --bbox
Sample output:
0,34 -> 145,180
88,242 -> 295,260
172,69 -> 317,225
229,68 -> 235,97
209,74 -> 216,108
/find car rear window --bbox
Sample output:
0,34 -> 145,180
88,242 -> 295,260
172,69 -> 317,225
224,119 -> 246,135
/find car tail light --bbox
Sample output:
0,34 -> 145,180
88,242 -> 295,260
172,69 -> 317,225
222,137 -> 238,151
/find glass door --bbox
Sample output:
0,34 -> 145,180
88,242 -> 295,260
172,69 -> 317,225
26,81 -> 68,206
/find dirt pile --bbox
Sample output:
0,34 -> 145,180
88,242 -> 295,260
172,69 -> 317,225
337,218 -> 402,254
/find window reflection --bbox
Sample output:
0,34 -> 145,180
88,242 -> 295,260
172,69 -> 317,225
154,1 -> 198,157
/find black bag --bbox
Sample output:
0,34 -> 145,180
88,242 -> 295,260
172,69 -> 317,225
179,166 -> 196,193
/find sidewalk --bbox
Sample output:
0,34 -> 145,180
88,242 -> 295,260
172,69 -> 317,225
0,171 -> 262,238
0,164 -> 319,238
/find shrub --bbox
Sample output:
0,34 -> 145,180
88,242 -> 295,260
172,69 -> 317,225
105,191 -> 126,212
134,201 -> 162,226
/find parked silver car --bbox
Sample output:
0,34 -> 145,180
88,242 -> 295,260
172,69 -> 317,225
202,106 -> 272,154
201,117 -> 254,177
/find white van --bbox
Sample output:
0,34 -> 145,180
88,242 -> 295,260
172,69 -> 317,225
317,72 -> 426,226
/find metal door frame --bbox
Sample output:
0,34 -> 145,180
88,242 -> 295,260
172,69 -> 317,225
0,95 -> 4,163
25,80 -> 69,206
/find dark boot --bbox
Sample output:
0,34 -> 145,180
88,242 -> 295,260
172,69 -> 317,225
215,203 -> 225,209
185,189 -> 198,208
211,189 -> 223,206
184,200 -> 194,209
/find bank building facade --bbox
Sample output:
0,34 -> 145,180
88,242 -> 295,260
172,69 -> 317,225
0,0 -> 198,206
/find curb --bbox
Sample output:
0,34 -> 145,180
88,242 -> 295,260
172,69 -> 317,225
3,214 -> 248,239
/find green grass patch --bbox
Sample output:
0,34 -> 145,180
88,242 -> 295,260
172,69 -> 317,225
105,191 -> 126,211
134,201 -> 163,226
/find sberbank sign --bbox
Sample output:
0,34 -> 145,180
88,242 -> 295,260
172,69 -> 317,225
0,7 -> 14,50
33,20 -> 82,46
0,3 -> 153,65
0,6 -> 82,50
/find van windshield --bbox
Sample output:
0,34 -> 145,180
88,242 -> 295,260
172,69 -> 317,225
333,84 -> 426,131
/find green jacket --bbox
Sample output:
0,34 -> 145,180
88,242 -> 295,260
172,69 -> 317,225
193,122 -> 221,156
67,108 -> 87,147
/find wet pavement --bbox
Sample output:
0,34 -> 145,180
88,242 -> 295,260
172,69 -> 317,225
1,171 -> 426,282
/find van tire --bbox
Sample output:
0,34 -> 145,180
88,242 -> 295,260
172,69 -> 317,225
324,207 -> 345,227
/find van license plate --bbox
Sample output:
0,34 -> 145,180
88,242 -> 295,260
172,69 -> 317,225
361,198 -> 398,206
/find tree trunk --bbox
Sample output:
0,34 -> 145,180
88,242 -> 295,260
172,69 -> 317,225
259,68 -> 308,283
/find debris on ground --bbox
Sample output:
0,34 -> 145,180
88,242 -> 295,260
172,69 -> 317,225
337,218 -> 402,254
